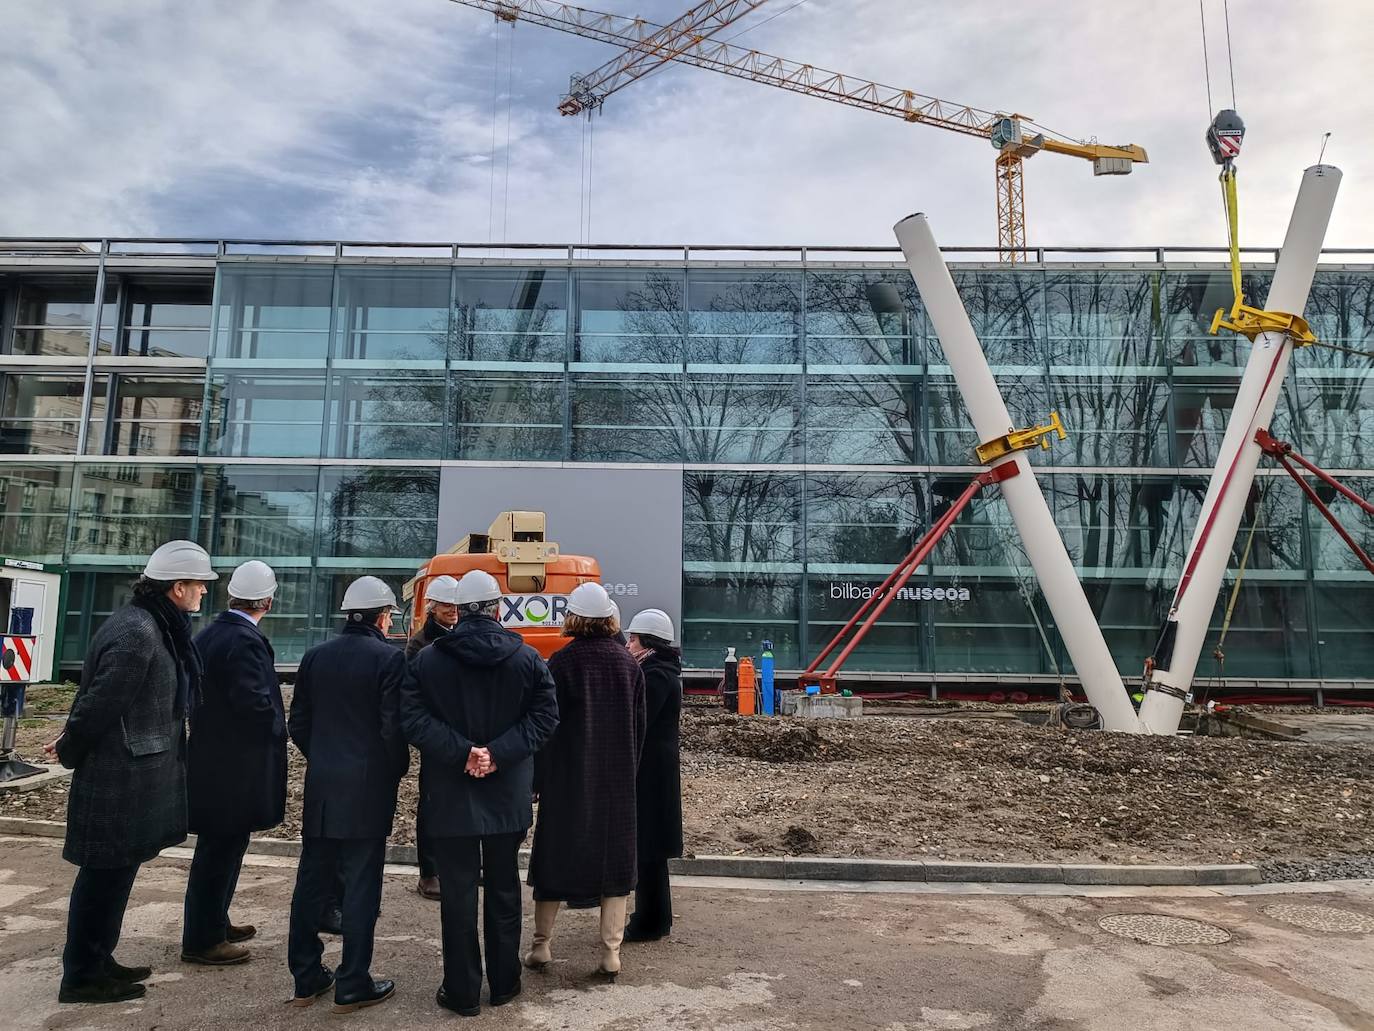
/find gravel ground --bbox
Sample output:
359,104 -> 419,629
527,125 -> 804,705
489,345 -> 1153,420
8,707 -> 1371,873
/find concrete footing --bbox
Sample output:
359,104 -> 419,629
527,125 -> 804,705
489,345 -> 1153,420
0,764 -> 71,793
791,695 -> 864,719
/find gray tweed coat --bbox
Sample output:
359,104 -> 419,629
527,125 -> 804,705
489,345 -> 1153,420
57,603 -> 189,869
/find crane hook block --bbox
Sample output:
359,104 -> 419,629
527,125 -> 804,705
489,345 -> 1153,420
1207,109 -> 1245,167
975,411 -> 1068,464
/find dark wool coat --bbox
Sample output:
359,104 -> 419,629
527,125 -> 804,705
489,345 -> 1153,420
57,603 -> 188,869
529,636 -> 646,901
187,611 -> 287,835
404,612 -> 454,661
403,615 -> 559,838
636,646 -> 684,861
289,622 -> 410,840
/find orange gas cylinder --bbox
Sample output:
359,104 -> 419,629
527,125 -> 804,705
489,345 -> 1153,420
737,656 -> 757,716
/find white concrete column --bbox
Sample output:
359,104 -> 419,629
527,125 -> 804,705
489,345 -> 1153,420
1140,165 -> 1341,735
894,213 -> 1141,733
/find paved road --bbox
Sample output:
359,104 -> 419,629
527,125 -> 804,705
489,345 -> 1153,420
1,836 -> 1372,1030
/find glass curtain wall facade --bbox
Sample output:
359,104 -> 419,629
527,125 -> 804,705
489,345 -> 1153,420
1,249 -> 1371,680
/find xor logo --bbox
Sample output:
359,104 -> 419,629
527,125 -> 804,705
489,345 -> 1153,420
499,595 -> 568,628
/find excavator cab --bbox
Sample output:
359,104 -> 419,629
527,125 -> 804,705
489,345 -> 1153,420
403,511 -> 601,659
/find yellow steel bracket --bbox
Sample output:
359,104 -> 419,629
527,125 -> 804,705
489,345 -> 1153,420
1209,169 -> 1318,347
975,411 -> 1067,464
1210,298 -> 1317,347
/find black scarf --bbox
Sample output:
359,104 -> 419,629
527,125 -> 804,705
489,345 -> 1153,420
134,591 -> 205,716
423,612 -> 455,642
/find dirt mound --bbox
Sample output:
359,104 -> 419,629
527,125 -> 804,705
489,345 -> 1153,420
780,825 -> 820,854
682,713 -> 854,763
10,706 -> 1372,868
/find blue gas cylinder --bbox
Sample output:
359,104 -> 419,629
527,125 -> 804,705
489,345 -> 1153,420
759,640 -> 776,715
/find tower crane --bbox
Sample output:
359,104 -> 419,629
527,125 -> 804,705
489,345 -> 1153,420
447,0 -> 1148,261
557,0 -> 771,118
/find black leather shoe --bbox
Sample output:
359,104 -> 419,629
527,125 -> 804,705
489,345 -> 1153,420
333,978 -> 396,1013
490,981 -> 522,1007
623,924 -> 669,943
288,967 -> 334,1008
59,976 -> 147,1005
319,906 -> 344,936
104,958 -> 152,982
436,986 -> 480,1017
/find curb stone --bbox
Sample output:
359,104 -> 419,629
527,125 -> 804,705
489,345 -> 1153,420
0,816 -> 1262,886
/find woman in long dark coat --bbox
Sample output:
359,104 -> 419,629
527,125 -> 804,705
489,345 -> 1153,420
526,583 -> 645,977
623,608 -> 683,941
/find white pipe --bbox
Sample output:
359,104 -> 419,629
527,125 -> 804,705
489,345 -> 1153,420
1140,165 -> 1341,735
894,213 -> 1142,734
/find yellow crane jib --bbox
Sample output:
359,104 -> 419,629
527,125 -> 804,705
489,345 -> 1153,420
974,411 -> 1068,464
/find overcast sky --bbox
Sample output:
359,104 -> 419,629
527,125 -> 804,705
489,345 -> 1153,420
2,0 -> 1371,250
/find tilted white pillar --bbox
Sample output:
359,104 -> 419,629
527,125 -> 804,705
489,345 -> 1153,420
894,213 -> 1142,734
1140,165 -> 1341,735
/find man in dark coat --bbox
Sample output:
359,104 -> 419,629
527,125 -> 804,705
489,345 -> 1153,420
402,569 -> 559,1016
623,608 -> 684,942
285,575 -> 409,1013
47,540 -> 217,1005
404,573 -> 461,902
181,560 -> 286,966
527,582 -> 645,977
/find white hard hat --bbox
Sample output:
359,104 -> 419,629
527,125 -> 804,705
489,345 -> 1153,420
340,575 -> 397,611
608,599 -> 621,623
567,582 -> 615,618
455,570 -> 502,606
627,608 -> 674,643
227,560 -> 277,601
144,540 -> 218,581
425,575 -> 462,605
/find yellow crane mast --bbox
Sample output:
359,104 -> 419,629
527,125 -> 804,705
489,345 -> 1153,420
447,0 -> 1148,261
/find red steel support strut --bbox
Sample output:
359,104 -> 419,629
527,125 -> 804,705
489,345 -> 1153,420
799,461 -> 1021,694
1255,428 -> 1374,576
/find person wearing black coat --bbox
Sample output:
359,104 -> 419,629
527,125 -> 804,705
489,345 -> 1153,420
402,570 -> 559,1016
47,540 -> 217,1006
404,574 -> 461,902
623,609 -> 684,942
526,583 -> 645,978
181,561 -> 286,967
285,576 -> 410,1014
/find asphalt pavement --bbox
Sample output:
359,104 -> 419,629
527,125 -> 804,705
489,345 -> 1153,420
1,835 -> 1372,1030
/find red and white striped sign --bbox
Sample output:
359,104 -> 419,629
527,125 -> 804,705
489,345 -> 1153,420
1,637 -> 35,683
1217,132 -> 1242,157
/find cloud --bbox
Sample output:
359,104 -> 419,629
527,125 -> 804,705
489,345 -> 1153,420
1,0 -> 1370,249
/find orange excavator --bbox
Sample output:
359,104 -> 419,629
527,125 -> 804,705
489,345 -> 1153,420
402,511 -> 601,659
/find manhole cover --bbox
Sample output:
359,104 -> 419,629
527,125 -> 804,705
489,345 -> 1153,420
1098,914 -> 1232,946
1261,904 -> 1374,934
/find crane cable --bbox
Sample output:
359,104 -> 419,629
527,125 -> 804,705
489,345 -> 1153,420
502,19 -> 515,246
